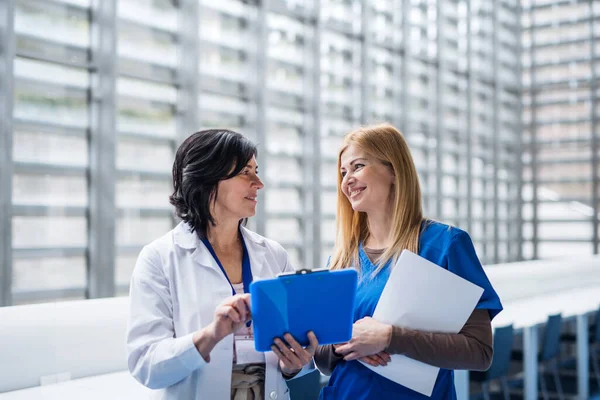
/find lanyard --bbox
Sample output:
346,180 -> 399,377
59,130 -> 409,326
201,233 -> 253,326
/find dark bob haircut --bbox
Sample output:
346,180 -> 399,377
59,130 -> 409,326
169,129 -> 257,237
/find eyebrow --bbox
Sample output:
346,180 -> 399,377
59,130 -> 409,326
246,164 -> 259,170
340,158 -> 367,169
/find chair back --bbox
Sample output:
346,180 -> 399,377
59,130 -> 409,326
540,313 -> 563,362
485,324 -> 515,380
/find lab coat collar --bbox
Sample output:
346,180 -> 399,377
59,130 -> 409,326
173,222 -> 267,277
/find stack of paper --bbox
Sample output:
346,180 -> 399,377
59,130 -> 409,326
359,250 -> 484,396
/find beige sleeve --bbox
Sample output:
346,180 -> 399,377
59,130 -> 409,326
386,309 -> 493,371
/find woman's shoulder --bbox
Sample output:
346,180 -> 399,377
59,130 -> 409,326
137,223 -> 189,266
240,226 -> 287,254
420,220 -> 470,249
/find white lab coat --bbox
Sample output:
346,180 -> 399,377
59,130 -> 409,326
127,222 -> 298,400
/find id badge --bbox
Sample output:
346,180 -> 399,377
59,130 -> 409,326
235,336 -> 265,365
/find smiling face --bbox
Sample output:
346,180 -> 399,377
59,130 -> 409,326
212,155 -> 264,222
339,143 -> 395,214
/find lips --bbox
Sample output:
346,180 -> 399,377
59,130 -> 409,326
349,187 -> 366,198
245,196 -> 257,201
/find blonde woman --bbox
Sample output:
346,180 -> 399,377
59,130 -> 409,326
314,124 -> 502,400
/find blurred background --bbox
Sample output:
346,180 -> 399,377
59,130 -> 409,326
0,0 -> 597,307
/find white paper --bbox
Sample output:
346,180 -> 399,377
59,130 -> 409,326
359,250 -> 484,397
235,336 -> 265,365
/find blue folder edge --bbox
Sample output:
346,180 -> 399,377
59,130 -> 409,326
249,268 -> 358,352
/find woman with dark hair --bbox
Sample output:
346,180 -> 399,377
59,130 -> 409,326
127,129 -> 317,400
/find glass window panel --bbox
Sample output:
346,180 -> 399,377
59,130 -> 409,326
13,256 -> 86,292
536,201 -> 594,221
266,219 -> 301,242
116,217 -> 173,247
14,82 -> 88,128
267,61 -> 305,94
201,93 -> 253,118
118,23 -> 178,67
14,58 -> 89,88
13,174 -> 87,207
322,0 -> 360,33
200,47 -> 252,82
321,191 -> 337,215
117,138 -> 174,173
13,216 -> 88,248
266,106 -> 304,127
321,219 -> 336,243
200,110 -> 246,132
15,0 -> 90,47
266,124 -> 303,155
266,189 -> 301,212
321,163 -> 338,187
538,242 -> 593,258
116,178 -> 172,209
199,10 -> 254,49
118,97 -> 176,137
266,158 -> 302,185
286,248 -> 302,269
117,77 -> 177,103
13,130 -> 88,167
118,0 -> 178,32
268,14 -> 312,66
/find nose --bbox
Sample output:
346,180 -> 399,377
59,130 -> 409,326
252,174 -> 264,190
342,172 -> 354,190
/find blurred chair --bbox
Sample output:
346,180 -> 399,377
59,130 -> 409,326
512,314 -> 564,400
471,324 -> 515,400
561,305 -> 600,391
592,307 -> 600,390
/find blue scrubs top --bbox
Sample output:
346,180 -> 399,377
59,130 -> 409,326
319,221 -> 503,400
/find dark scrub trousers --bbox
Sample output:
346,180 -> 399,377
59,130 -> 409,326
320,221 -> 503,400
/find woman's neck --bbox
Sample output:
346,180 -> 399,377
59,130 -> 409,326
365,208 -> 393,249
206,219 -> 240,251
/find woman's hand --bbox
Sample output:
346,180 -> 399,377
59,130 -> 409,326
194,294 -> 251,361
334,317 -> 392,361
272,332 -> 319,376
358,351 -> 392,367
208,294 -> 252,341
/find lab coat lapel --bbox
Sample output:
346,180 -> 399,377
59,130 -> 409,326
172,222 -> 222,274
240,226 -> 268,280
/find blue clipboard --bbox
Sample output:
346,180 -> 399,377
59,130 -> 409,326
249,268 -> 358,352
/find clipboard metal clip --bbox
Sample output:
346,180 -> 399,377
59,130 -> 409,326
278,268 -> 328,277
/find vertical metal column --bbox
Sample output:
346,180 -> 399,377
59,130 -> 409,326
516,3 -> 525,261
589,0 -> 599,254
0,0 -> 15,306
178,0 -> 200,143
88,0 -> 117,298
255,0 -> 268,236
360,0 -> 370,125
529,7 -> 539,259
435,1 -> 443,219
311,2 -> 322,270
401,0 -> 409,137
392,1 -> 402,131
466,0 -> 473,235
492,0 -> 500,263
523,325 -> 539,400
576,313 -> 590,400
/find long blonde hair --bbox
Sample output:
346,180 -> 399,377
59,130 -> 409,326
329,123 -> 424,275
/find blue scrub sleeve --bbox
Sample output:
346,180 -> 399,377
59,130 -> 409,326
446,230 -> 503,320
